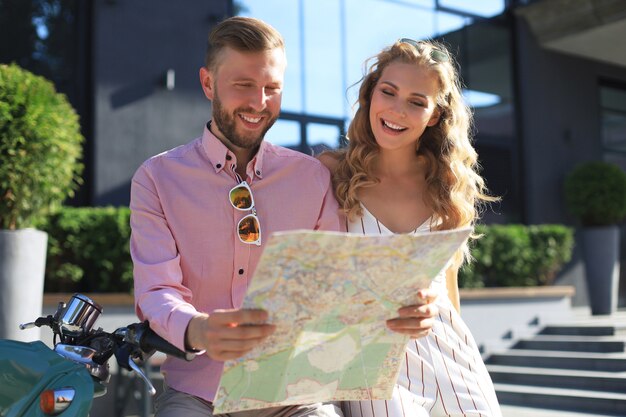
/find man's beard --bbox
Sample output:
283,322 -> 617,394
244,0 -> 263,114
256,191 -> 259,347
212,90 -> 277,150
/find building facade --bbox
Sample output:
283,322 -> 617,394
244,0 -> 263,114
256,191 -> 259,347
2,0 -> 626,305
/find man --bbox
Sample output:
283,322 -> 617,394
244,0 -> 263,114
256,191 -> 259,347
130,16 -> 436,417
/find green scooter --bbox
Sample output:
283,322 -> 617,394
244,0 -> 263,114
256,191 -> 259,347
0,294 -> 194,416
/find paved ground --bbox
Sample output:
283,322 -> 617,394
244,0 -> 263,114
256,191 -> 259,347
499,307 -> 626,417
39,303 -> 626,417
500,404 -> 619,417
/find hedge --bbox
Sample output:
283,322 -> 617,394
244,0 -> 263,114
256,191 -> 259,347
38,207 -> 575,292
459,224 -> 575,288
38,206 -> 133,293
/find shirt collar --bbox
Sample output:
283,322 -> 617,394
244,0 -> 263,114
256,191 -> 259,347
202,121 -> 266,179
250,140 -> 266,180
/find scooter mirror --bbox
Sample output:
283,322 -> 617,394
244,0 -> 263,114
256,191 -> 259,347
60,294 -> 103,336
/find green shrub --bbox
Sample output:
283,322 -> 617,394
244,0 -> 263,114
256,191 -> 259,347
0,63 -> 84,229
564,161 -> 626,226
38,206 -> 133,293
39,207 -> 575,292
459,224 -> 574,288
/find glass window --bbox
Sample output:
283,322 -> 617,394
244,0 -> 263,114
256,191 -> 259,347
344,1 -> 468,103
238,0 -> 484,121
603,111 -> 626,152
441,20 -> 515,133
601,85 -> 626,153
307,123 -> 342,151
303,0 -> 345,117
439,0 -> 505,17
239,0 -> 303,113
463,89 -> 501,108
0,0 -> 80,104
238,0 -> 518,221
345,0 -> 437,91
400,0 -> 435,7
439,18 -> 519,220
435,11 -> 471,36
264,119 -> 301,148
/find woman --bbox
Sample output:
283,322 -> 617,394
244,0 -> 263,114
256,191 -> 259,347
320,39 -> 502,417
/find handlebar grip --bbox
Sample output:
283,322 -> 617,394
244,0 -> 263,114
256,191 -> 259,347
34,316 -> 53,327
140,327 -> 195,362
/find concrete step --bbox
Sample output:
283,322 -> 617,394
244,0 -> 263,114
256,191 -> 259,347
485,350 -> 626,372
494,383 -> 626,416
512,335 -> 626,353
488,364 -> 626,393
500,404 -> 621,417
539,325 -> 617,336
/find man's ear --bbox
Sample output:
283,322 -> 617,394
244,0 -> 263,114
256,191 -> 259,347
199,67 -> 214,101
427,107 -> 441,127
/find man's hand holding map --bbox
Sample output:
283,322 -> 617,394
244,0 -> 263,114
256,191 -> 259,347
213,228 -> 472,413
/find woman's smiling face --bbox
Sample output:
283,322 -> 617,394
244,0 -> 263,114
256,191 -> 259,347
369,60 -> 441,152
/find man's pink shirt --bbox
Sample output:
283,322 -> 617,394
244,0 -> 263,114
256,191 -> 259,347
130,125 -> 340,402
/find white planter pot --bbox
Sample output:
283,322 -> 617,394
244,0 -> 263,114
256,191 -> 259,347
581,225 -> 620,315
0,228 -> 48,341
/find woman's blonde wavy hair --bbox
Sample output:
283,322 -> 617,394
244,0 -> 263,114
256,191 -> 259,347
332,39 -> 497,264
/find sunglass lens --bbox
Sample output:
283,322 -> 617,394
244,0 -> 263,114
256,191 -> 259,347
430,49 -> 449,63
230,187 -> 253,209
399,38 -> 449,63
238,215 -> 260,244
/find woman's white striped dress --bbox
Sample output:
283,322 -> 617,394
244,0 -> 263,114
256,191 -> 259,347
342,205 -> 502,417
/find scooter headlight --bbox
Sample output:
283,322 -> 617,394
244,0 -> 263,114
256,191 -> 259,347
40,388 -> 75,415
59,294 -> 102,336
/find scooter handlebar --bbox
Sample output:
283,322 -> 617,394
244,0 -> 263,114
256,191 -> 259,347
19,316 -> 53,330
139,326 -> 195,362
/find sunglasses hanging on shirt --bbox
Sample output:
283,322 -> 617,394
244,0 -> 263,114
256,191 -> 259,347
229,181 -> 262,246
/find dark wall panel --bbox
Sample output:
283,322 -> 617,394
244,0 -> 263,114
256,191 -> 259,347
92,0 -> 231,205
515,16 -> 626,224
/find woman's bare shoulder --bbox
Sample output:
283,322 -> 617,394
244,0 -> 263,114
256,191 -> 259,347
316,150 -> 342,172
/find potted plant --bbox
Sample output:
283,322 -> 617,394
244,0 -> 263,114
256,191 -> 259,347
0,63 -> 83,340
564,161 -> 626,315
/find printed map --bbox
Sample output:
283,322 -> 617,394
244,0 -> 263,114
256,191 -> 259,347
213,228 -> 471,413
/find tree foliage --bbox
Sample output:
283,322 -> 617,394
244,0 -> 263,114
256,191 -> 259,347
564,161 -> 626,227
0,63 -> 83,229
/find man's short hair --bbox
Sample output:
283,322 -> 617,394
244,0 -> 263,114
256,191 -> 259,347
205,16 -> 285,70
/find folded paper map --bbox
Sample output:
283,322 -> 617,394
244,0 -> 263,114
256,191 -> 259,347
213,227 -> 472,413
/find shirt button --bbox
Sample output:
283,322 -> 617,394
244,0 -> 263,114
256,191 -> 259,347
255,170 -> 261,175
216,163 -> 222,169
238,268 -> 244,275
226,155 -> 232,161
